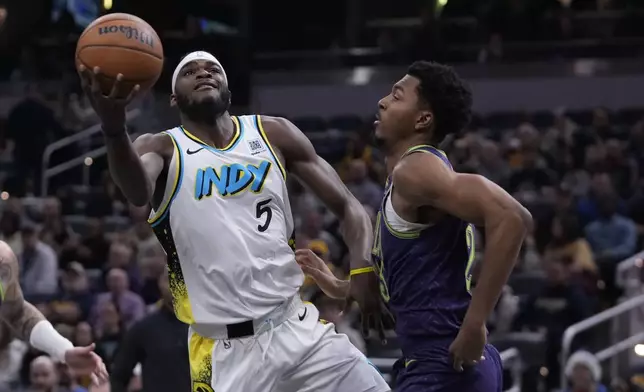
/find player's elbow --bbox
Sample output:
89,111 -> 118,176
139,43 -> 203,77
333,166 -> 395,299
129,188 -> 152,207
119,185 -> 151,207
506,206 -> 533,238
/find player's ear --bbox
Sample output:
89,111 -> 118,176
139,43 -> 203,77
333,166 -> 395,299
170,94 -> 177,107
416,111 -> 432,131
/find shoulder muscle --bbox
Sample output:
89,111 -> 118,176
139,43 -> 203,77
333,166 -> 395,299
133,133 -> 174,159
258,116 -> 316,165
394,152 -> 529,227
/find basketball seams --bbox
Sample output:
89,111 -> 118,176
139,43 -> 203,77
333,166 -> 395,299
78,43 -> 164,61
78,16 -> 161,45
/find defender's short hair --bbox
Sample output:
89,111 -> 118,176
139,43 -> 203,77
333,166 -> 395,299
407,61 -> 473,143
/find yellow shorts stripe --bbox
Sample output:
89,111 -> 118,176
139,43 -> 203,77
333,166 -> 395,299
189,331 -> 216,392
255,115 -> 287,180
148,132 -> 184,226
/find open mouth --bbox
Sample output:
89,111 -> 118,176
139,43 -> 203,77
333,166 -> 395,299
194,81 -> 218,91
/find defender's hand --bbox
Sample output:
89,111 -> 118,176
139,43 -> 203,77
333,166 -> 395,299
78,65 -> 140,134
64,344 -> 109,385
448,322 -> 487,372
348,270 -> 394,343
295,249 -> 347,299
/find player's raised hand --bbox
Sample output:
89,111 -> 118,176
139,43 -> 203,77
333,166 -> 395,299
448,322 -> 487,372
64,343 -> 109,385
348,270 -> 394,344
78,65 -> 140,134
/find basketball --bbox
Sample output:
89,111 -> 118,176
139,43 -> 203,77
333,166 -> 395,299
75,13 -> 164,95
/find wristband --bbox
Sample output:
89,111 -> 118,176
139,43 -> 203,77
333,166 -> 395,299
350,267 -> 375,276
29,320 -> 74,363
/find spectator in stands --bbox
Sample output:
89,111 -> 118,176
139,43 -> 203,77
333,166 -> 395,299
564,350 -> 608,392
38,198 -> 74,256
345,159 -> 383,211
605,138 -> 639,199
110,269 -> 190,392
585,192 -> 638,300
104,242 -> 140,292
55,262 -> 94,321
76,219 -> 109,270
509,146 -> 556,201
590,107 -> 623,141
25,356 -> 59,392
577,172 -> 627,226
0,208 -> 22,255
513,258 -> 593,390
90,268 -> 144,330
474,139 -> 511,188
298,209 -> 341,263
93,301 -> 123,367
545,213 -> 598,293
19,224 -> 58,297
585,193 -> 638,263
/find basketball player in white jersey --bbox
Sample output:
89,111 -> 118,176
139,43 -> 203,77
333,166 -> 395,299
78,52 -> 391,392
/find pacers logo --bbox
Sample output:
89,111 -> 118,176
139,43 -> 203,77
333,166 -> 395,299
193,382 -> 214,392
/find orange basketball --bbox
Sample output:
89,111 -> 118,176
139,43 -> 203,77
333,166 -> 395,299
76,13 -> 164,95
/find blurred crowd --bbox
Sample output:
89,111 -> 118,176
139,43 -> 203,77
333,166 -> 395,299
0,84 -> 644,391
2,84 -> 644,392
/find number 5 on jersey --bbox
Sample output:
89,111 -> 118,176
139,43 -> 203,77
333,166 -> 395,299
256,198 -> 272,232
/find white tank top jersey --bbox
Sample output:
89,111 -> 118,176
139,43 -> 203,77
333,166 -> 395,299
147,115 -> 303,333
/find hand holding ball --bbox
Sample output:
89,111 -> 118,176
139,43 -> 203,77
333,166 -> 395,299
76,13 -> 164,97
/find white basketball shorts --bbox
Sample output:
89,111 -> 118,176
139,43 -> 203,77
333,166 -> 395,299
187,300 -> 390,392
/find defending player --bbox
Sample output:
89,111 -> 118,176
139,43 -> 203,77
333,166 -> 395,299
78,51 -> 390,392
297,61 -> 533,391
0,241 -> 107,383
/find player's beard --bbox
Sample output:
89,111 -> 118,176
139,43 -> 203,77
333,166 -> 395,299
176,87 -> 232,126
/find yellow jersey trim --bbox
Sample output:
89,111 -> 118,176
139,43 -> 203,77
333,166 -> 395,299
148,132 -> 184,226
403,144 -> 447,158
381,144 -> 448,238
255,115 -> 287,180
381,192 -> 422,239
180,116 -> 242,152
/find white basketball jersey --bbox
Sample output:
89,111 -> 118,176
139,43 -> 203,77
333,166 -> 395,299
148,115 -> 303,332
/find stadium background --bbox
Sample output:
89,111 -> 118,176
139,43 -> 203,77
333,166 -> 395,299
1,0 -> 644,391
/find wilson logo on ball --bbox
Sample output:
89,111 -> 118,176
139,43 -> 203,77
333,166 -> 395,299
98,25 -> 155,48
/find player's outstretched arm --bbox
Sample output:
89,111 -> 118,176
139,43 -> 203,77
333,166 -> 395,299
261,116 -> 392,339
260,116 -> 373,269
78,66 -> 168,206
394,152 -> 532,367
0,242 -> 108,382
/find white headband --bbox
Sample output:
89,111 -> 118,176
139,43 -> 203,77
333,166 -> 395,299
171,51 -> 227,94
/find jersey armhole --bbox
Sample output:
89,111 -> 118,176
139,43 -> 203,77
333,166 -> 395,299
255,115 -> 287,180
148,131 -> 184,226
